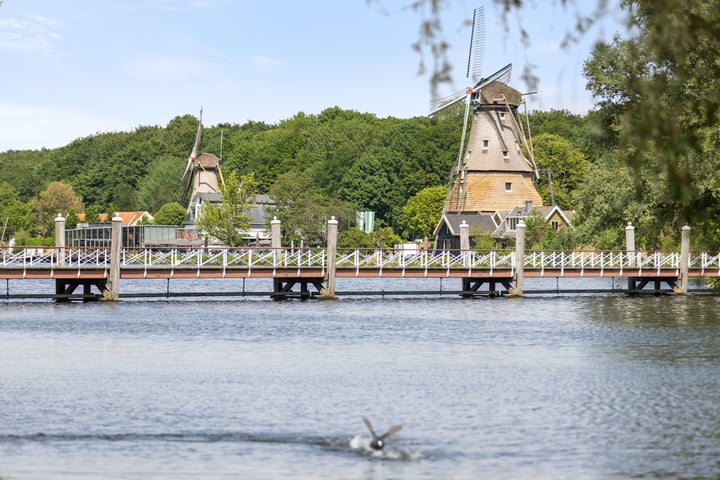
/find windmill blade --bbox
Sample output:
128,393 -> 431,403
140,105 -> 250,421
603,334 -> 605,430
466,6 -> 485,82
471,63 -> 512,93
181,109 -> 204,203
428,88 -> 467,116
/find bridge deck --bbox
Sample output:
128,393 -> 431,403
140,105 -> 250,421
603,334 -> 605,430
0,267 -> 712,281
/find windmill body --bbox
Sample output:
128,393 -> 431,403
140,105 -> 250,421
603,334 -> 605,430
445,80 -> 543,214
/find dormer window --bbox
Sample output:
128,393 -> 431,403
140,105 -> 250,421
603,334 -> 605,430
482,139 -> 489,150
499,112 -> 506,119
502,150 -> 509,159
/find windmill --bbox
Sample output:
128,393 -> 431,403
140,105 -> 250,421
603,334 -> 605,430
431,6 -> 544,249
180,109 -> 225,207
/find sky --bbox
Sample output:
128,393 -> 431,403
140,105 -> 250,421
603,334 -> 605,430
0,0 -> 628,151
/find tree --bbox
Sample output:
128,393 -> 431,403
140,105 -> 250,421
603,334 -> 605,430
32,182 -> 84,236
197,171 -> 258,247
137,155 -> 185,212
338,228 -> 374,249
532,133 -> 589,209
154,202 -> 187,226
583,0 -> 720,214
400,186 -> 447,241
270,170 -> 355,246
371,226 -> 402,248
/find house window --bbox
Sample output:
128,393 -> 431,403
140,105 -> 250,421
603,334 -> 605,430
505,182 -> 512,192
507,217 -> 519,231
502,150 -> 509,159
499,112 -> 506,119
551,220 -> 560,231
482,139 -> 489,150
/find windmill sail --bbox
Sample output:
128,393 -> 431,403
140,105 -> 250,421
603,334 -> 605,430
466,6 -> 485,80
181,109 -> 203,204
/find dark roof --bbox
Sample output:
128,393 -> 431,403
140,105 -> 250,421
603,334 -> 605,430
435,212 -> 498,236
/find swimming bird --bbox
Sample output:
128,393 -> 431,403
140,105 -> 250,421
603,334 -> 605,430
362,417 -> 402,450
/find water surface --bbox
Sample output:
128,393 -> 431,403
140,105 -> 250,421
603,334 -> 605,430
1,279 -> 719,479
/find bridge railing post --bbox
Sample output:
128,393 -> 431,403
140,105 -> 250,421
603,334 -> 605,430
54,213 -> 65,268
625,221 -> 636,268
106,213 -> 123,301
677,225 -> 691,295
512,221 -> 526,297
271,216 -> 281,267
322,216 -> 338,299
460,220 -> 469,267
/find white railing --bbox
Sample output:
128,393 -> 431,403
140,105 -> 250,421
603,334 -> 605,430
1,247 -> 719,276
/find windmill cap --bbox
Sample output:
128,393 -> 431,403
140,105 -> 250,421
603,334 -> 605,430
480,81 -> 522,107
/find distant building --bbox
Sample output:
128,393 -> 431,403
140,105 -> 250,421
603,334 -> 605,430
185,193 -> 275,246
77,211 -> 154,226
180,111 -> 275,246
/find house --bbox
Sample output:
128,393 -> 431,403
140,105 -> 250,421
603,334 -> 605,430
77,211 -> 154,226
185,192 -> 275,246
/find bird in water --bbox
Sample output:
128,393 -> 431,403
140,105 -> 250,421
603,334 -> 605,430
363,417 -> 402,450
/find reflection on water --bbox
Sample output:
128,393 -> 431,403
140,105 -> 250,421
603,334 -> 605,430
1,280 -> 720,479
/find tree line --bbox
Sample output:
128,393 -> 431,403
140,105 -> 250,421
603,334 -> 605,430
0,100 -> 716,251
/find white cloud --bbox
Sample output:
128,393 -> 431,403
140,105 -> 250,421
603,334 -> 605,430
0,15 -> 61,53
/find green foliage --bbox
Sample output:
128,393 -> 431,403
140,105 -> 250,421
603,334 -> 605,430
197,171 -> 257,247
137,155 -> 185,213
470,228 -> 497,251
154,202 -> 187,226
400,186 -> 447,240
270,170 -> 356,246
371,226 -> 402,248
583,0 -> 720,226
338,228 -> 374,249
532,133 -> 589,209
32,181 -> 84,237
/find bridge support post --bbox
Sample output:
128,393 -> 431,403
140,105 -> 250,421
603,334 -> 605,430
271,216 -> 281,267
676,225 -> 691,295
625,222 -> 636,268
322,216 -> 338,299
511,221 -> 526,297
460,220 -> 469,267
54,213 -> 66,268
105,213 -> 123,301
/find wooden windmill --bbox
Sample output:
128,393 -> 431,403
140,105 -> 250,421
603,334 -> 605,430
181,109 -> 225,207
431,7 -> 543,248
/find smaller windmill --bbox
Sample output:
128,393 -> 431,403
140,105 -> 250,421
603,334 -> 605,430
180,109 -> 225,206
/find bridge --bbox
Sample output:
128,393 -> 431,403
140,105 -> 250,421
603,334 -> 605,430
1,245 -> 718,300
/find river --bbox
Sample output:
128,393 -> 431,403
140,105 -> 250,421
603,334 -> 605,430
1,278 -> 719,479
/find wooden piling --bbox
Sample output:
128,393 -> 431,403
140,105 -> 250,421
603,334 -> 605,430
460,220 -> 469,267
54,213 -> 66,268
625,222 -> 636,268
322,216 -> 338,299
105,213 -> 123,301
271,216 -> 281,267
511,221 -> 526,297
676,225 -> 691,295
